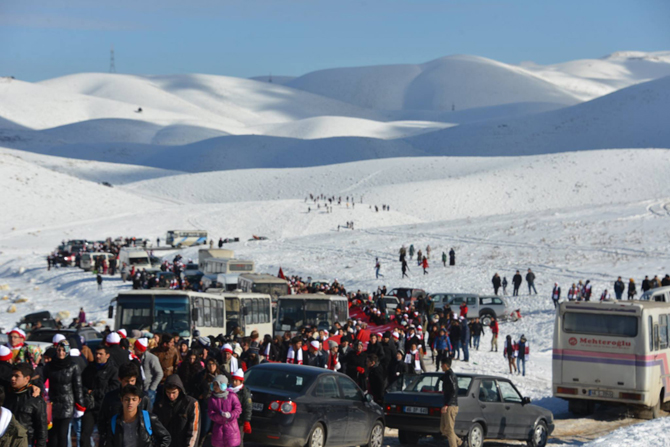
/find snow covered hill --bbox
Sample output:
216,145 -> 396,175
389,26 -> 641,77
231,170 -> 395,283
287,55 -> 581,111
409,75 -> 670,156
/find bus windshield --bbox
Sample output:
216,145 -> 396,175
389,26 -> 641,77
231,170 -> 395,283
252,283 -> 288,300
276,299 -> 345,331
117,295 -> 190,337
563,312 -> 638,337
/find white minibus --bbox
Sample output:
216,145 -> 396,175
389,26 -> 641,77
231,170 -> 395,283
553,300 -> 670,418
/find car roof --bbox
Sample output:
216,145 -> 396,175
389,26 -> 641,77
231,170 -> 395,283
249,362 -> 333,378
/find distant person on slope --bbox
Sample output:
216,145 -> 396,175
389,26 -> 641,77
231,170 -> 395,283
492,273 -> 502,295
526,269 -> 537,295
449,248 -> 455,266
401,259 -> 409,279
421,257 -> 429,275
512,271 -> 523,296
627,279 -> 637,300
375,258 -> 384,279
551,283 -> 561,308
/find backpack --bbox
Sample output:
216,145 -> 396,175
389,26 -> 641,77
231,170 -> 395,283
111,410 -> 152,436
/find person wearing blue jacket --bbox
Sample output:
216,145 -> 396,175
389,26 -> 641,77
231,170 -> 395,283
432,329 -> 452,371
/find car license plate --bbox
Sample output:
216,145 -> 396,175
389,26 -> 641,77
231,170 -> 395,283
252,402 -> 264,412
588,390 -> 614,398
404,406 -> 428,415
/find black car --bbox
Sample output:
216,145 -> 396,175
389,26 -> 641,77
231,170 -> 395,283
384,373 -> 554,447
245,363 -> 385,447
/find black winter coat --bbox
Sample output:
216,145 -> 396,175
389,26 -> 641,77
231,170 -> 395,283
4,386 -> 48,447
153,375 -> 200,447
234,385 -> 253,424
365,342 -> 386,365
260,342 -> 280,361
442,369 -> 458,406
513,274 -> 523,287
367,364 -> 386,404
105,411 -> 171,447
344,351 -> 368,389
108,345 -> 130,368
98,388 -> 152,444
81,361 -> 120,412
43,356 -> 86,420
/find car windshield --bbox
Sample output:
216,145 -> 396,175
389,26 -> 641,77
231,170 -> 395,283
245,369 -> 313,393
128,256 -> 148,266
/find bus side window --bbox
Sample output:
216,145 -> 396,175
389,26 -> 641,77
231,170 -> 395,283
204,298 -> 211,327
253,298 -> 259,324
194,298 -> 204,327
650,317 -> 655,352
660,315 -> 668,350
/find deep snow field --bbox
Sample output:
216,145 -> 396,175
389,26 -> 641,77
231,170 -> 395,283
1,50 -> 670,445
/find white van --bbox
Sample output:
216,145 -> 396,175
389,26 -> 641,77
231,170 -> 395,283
640,286 -> 670,303
80,252 -> 115,271
118,248 -> 151,270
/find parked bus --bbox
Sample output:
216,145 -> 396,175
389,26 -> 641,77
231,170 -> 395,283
109,290 -> 224,340
213,292 -> 273,337
166,230 -> 208,247
202,259 -> 254,291
275,293 -> 348,333
553,300 -> 670,418
238,273 -> 289,302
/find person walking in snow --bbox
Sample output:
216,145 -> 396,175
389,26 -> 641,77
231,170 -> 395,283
449,248 -> 456,266
502,277 -> 508,295
490,318 -> 499,352
409,245 -> 415,260
416,249 -> 423,266
512,271 -> 523,296
628,279 -> 637,300
503,335 -> 517,374
421,257 -> 429,275
426,245 -> 431,260
492,273 -> 502,296
516,335 -> 528,377
526,269 -> 537,295
551,283 -> 561,308
614,277 -> 625,300
375,258 -> 384,279
97,273 -> 103,291
401,260 -> 409,279
442,251 -> 447,267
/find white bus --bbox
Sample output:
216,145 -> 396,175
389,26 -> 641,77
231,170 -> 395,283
275,293 -> 348,334
203,258 -> 254,291
166,230 -> 208,248
214,292 -> 273,337
109,290 -> 226,340
238,273 -> 289,302
553,300 -> 670,418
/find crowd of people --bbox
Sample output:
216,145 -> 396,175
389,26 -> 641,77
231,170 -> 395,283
548,273 -> 670,307
0,284 -> 533,447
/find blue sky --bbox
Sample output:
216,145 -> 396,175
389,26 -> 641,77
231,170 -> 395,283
1,0 -> 668,82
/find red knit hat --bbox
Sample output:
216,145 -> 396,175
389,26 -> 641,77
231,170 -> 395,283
0,346 -> 12,362
134,338 -> 148,353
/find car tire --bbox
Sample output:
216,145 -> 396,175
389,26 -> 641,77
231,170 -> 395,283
306,423 -> 326,447
526,420 -> 548,447
480,313 -> 494,327
466,423 -> 485,447
363,421 -> 384,447
397,430 -> 420,445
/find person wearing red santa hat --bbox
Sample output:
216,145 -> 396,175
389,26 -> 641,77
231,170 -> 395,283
0,345 -> 14,388
117,329 -> 127,339
105,332 -> 129,368
220,343 -> 238,376
133,338 -> 162,405
7,328 -> 27,362
231,369 -> 252,445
